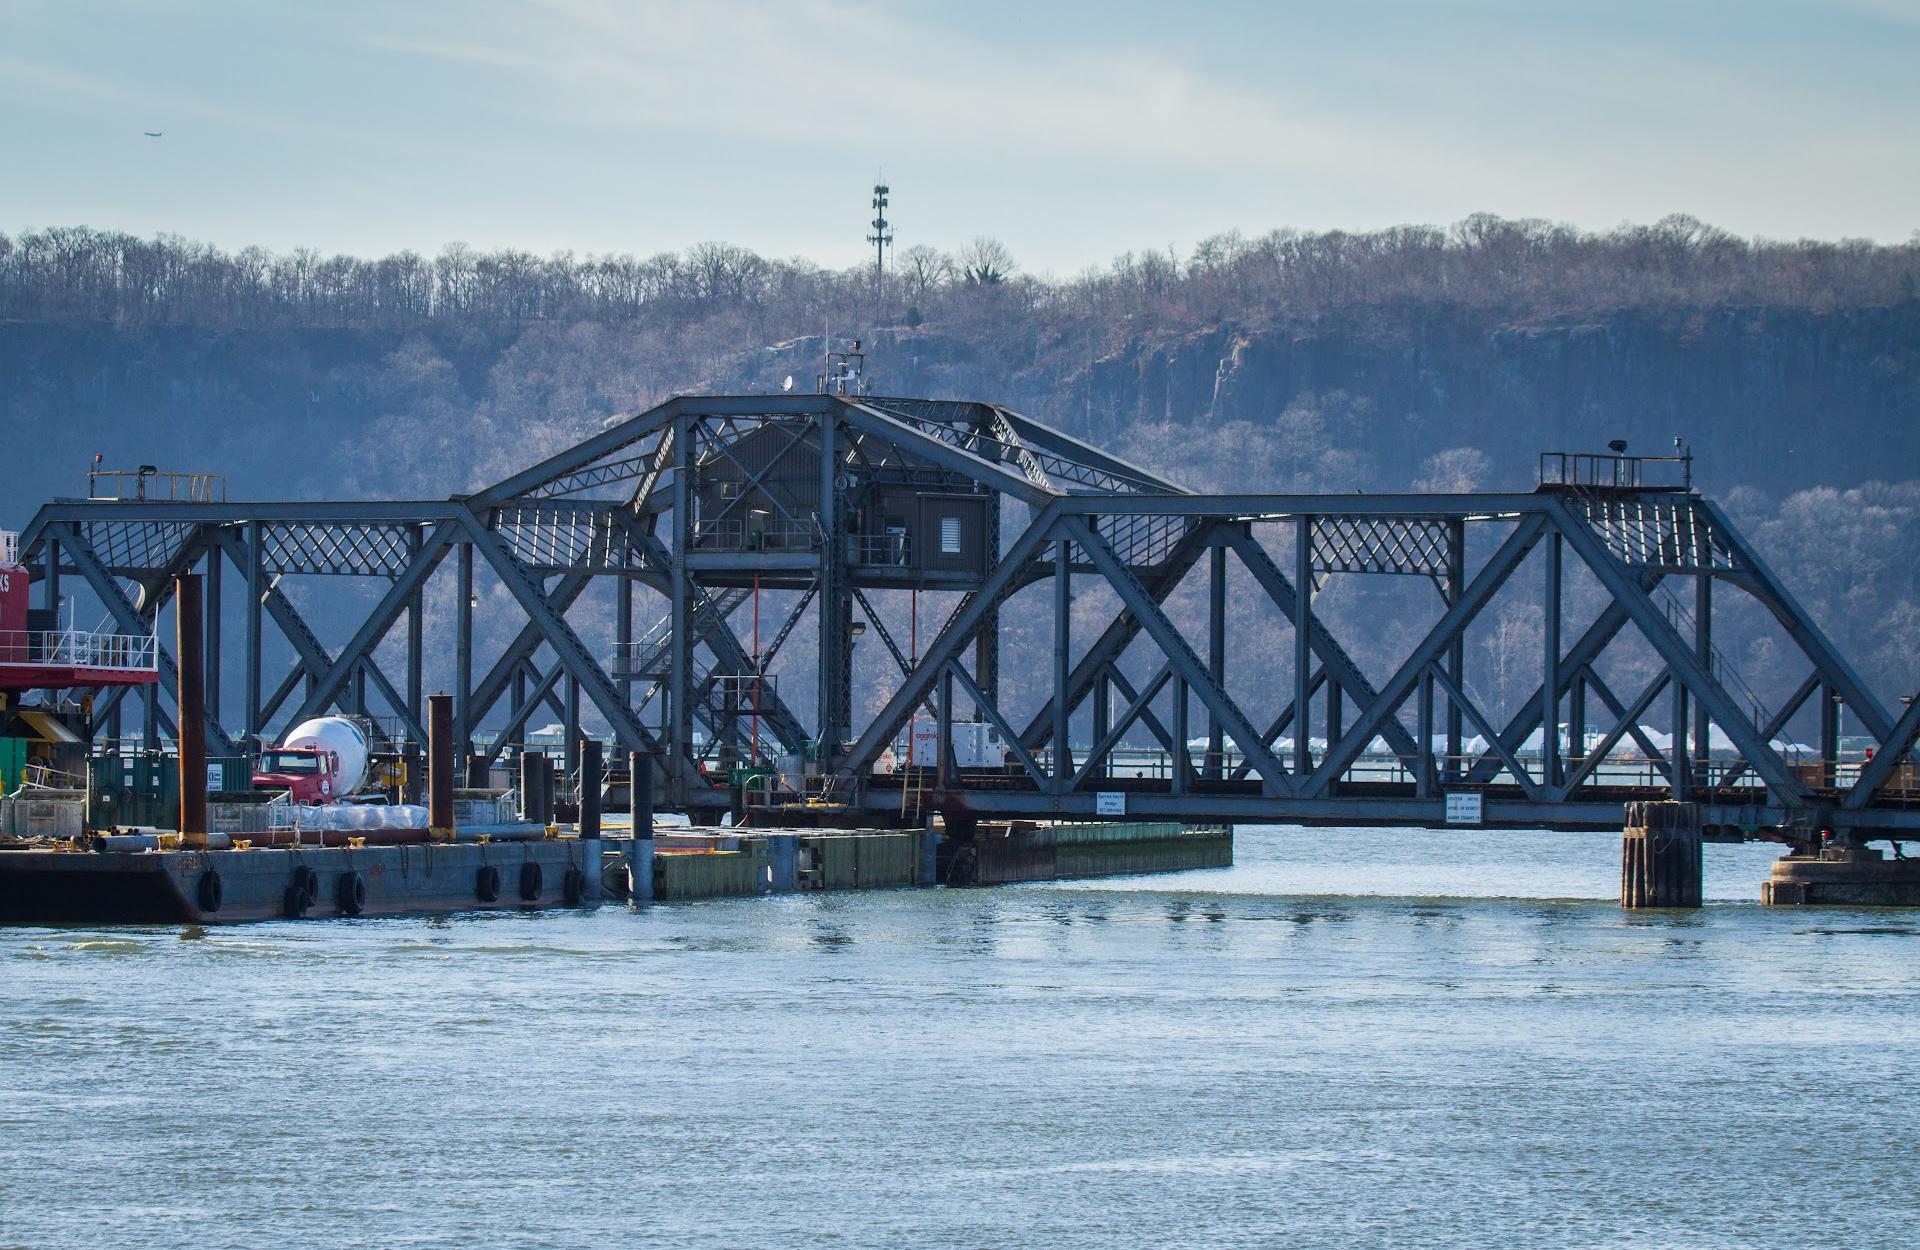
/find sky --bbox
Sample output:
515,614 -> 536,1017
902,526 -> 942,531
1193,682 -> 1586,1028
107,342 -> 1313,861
3,0 -> 1917,276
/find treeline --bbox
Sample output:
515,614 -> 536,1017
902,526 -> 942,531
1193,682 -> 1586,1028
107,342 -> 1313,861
4,216 -> 1917,336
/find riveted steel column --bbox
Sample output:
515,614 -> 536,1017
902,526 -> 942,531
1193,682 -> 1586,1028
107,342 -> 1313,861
975,494 -> 1002,709
1207,541 -> 1226,780
455,538 -> 473,759
42,534 -> 60,613
1672,674 -> 1691,801
669,412 -> 692,804
1172,677 -> 1189,795
1053,536 -> 1072,787
1543,531 -> 1562,791
406,526 -> 424,743
816,407 -> 851,761
1416,667 -> 1434,797
203,544 -> 221,731
1090,668 -> 1110,782
1820,683 -> 1840,789
616,570 -> 633,710
937,667 -> 954,788
564,673 -> 581,790
1694,569 -> 1712,790
245,519 -> 262,752
1294,516 -> 1313,775
1446,518 -> 1465,781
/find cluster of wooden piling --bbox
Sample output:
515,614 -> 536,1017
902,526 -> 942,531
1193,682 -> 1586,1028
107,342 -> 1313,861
1621,801 -> 1703,908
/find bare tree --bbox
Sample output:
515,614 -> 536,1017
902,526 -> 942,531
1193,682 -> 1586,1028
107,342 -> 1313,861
958,237 -> 1016,286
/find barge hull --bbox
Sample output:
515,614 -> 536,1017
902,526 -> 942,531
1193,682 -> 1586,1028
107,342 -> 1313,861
0,840 -> 601,925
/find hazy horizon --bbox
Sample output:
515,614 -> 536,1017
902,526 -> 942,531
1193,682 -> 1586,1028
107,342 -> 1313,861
5,0 -> 1917,275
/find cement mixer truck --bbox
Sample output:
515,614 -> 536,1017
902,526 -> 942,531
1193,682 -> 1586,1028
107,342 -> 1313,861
252,716 -> 373,804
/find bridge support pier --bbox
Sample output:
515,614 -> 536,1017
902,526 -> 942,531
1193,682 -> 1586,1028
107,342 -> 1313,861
1764,839 -> 1920,906
1622,801 -> 1702,908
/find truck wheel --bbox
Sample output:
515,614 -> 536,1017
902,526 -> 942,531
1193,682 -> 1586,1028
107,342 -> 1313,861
476,865 -> 501,903
518,860 -> 544,902
563,866 -> 587,906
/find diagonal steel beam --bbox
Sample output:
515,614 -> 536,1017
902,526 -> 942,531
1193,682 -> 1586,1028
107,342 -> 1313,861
835,398 -> 1054,505
281,522 -> 455,727
1545,498 -> 1804,800
1561,669 -> 1672,793
1230,671 -> 1324,783
852,588 -> 913,678
212,529 -> 423,745
1064,515 -> 1294,797
1428,662 -> 1544,800
1105,666 -> 1182,759
1019,521 -> 1218,748
458,509 -> 706,793
1581,666 -> 1676,780
469,570 -> 596,727
1072,662 -> 1173,788
1843,693 -> 1920,810
1465,574 -> 1662,785
471,397 -> 683,508
1716,671 -> 1821,790
1219,525 -> 1423,765
1307,516 -> 1548,793
1699,498 -> 1895,742
838,502 -> 1061,777
56,522 -> 234,753
480,658 -> 568,768
947,661 -> 1047,787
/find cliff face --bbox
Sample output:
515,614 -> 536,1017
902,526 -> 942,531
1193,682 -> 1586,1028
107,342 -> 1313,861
5,302 -> 1913,505
883,304 -> 1920,496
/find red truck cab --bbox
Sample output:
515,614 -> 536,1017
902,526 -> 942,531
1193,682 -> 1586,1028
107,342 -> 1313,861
252,747 -> 339,803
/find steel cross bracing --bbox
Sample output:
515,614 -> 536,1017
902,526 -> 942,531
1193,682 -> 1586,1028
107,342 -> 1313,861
14,391 -> 1919,838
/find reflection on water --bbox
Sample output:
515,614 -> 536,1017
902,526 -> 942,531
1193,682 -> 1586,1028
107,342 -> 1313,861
2,825 -> 1916,1249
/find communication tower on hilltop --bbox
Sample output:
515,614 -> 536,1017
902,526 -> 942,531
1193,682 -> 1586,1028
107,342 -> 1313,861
866,181 -> 893,309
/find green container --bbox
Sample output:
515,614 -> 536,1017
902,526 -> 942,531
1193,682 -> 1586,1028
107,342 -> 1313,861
0,737 -> 26,796
88,753 -> 181,829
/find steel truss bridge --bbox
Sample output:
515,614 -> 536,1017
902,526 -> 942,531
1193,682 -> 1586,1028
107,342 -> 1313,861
15,392 -> 1920,841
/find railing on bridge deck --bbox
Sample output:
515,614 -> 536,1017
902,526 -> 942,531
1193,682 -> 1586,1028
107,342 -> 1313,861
1539,449 -> 1692,492
930,745 -> 1918,803
87,467 -> 226,503
691,517 -> 820,552
0,628 -> 160,675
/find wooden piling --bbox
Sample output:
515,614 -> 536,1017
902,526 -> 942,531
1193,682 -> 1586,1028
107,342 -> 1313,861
579,739 -> 602,841
1622,800 -> 1702,908
174,573 -> 208,847
427,693 -> 454,841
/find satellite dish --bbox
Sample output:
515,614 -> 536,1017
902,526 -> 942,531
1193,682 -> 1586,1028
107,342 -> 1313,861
782,375 -> 794,392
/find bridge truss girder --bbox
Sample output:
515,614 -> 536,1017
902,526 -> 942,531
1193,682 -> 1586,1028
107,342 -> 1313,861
14,392 -> 1919,836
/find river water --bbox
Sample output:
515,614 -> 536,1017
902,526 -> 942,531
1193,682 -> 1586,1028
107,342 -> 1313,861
3,827 -> 1917,1249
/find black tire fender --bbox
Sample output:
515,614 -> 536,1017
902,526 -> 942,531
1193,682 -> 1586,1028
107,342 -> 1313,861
337,870 -> 367,917
195,869 -> 223,914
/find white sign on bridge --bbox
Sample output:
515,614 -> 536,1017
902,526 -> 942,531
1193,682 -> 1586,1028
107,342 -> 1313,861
1095,791 -> 1127,817
1444,792 -> 1483,825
